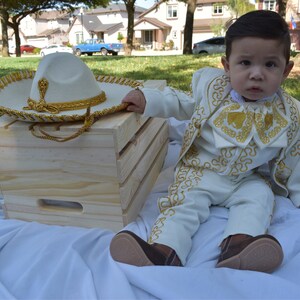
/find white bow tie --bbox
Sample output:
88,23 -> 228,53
208,99 -> 290,149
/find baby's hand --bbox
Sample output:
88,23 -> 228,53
122,89 -> 146,114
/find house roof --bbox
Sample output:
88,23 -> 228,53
94,22 -> 123,32
78,14 -> 122,33
134,17 -> 171,30
138,0 -> 163,18
31,28 -> 63,38
197,0 -> 228,3
81,15 -> 102,31
88,3 -> 145,14
33,10 -> 70,20
193,17 -> 232,31
193,17 -> 231,27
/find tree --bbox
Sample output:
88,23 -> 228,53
0,0 -> 109,57
276,0 -> 288,17
0,7 -> 9,57
227,0 -> 254,19
122,0 -> 136,56
181,0 -> 255,55
183,0 -> 196,54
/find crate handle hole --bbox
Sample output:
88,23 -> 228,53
38,199 -> 83,212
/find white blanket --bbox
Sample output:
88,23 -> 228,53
0,118 -> 300,299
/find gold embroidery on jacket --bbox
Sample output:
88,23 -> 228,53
229,141 -> 257,175
212,102 -> 289,146
282,91 -> 299,145
290,141 -> 300,157
179,74 -> 229,159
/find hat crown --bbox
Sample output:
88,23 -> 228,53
29,53 -> 103,104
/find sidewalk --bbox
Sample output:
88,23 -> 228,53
2,49 -> 183,58
122,49 -> 182,56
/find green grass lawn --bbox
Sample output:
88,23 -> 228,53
1,54 -> 299,99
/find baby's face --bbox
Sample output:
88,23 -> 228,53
222,37 -> 293,101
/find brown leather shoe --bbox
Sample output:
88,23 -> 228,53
216,234 -> 283,273
110,230 -> 182,267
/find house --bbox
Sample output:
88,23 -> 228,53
255,0 -> 277,10
9,11 -> 70,50
5,3 -> 145,51
68,3 -> 146,45
285,0 -> 300,50
133,0 -> 233,51
255,0 -> 300,50
2,0 -> 299,53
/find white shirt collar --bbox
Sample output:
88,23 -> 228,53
230,89 -> 276,105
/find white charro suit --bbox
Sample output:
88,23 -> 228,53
141,67 -> 300,265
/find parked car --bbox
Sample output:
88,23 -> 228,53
20,45 -> 37,54
40,44 -> 74,56
11,45 -> 37,54
74,39 -> 123,56
192,37 -> 225,55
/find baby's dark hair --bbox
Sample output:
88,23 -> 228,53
225,10 -> 291,63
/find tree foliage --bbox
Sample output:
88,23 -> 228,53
0,0 -> 109,57
226,0 -> 255,19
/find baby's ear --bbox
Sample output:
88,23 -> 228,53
282,61 -> 294,80
221,56 -> 230,72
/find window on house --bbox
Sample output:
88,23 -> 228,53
144,30 -> 153,43
264,0 -> 276,11
25,20 -> 30,30
212,3 -> 223,15
196,4 -> 203,11
76,32 -> 83,44
167,5 -> 178,18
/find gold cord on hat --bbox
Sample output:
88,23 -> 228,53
24,78 -> 106,114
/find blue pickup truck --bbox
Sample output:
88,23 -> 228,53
74,39 -> 123,56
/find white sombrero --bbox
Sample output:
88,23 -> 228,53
0,52 -> 141,123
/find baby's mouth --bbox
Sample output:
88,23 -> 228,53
248,87 -> 263,93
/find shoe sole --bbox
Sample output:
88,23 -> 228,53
110,232 -> 154,266
216,237 -> 283,273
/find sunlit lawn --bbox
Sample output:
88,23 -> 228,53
0,53 -> 299,99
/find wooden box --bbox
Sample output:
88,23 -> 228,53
0,80 -> 168,231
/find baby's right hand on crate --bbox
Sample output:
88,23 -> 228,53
122,89 -> 146,114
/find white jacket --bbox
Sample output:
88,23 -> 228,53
142,67 -> 300,207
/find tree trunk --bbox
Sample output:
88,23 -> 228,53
276,0 -> 287,17
11,21 -> 21,57
0,9 -> 10,57
124,0 -> 135,56
183,0 -> 196,54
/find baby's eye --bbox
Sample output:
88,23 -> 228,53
266,61 -> 276,68
240,60 -> 251,66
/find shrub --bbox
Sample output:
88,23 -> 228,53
168,40 -> 174,50
33,48 -> 41,55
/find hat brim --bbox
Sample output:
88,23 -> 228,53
0,71 -> 141,122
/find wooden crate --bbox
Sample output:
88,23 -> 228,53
0,80 -> 168,231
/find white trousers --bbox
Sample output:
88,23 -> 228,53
148,161 -> 274,265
